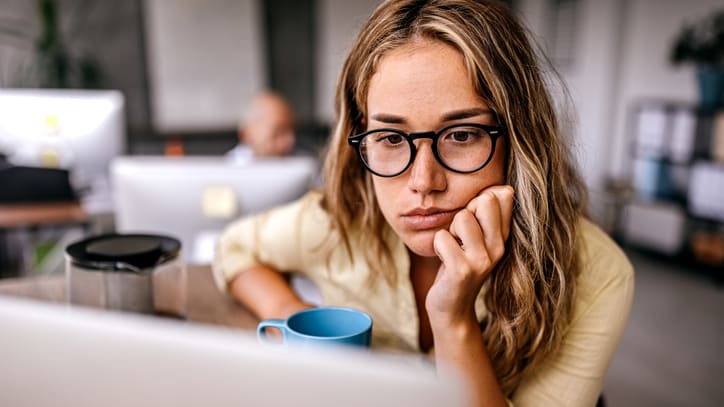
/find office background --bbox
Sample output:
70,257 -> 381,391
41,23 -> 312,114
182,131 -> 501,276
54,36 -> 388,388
3,0 -> 722,217
1,0 -> 723,406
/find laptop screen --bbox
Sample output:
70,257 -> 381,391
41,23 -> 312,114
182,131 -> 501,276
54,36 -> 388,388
0,296 -> 464,407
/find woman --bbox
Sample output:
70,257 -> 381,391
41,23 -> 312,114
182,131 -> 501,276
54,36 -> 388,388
213,1 -> 634,405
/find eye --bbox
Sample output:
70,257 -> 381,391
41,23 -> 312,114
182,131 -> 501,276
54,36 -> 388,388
442,128 -> 484,143
450,131 -> 473,142
383,133 -> 404,144
372,131 -> 405,146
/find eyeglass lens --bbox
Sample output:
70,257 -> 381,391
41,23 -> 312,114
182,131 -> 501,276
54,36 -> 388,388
358,124 -> 494,176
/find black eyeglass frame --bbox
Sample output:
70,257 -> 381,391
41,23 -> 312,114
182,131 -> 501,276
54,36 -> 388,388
347,122 -> 506,177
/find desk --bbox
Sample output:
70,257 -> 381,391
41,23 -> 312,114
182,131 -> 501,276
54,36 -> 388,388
0,201 -> 88,228
0,265 -> 257,331
0,201 -> 90,277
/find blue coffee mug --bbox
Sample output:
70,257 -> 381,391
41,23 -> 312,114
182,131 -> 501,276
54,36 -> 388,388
257,306 -> 372,348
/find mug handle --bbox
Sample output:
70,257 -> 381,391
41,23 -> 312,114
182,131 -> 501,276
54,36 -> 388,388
256,319 -> 287,345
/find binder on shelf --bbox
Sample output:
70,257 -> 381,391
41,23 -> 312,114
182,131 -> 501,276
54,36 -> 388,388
634,105 -> 669,158
667,164 -> 690,199
669,108 -> 696,163
688,161 -> 724,222
693,113 -> 714,158
632,158 -> 677,200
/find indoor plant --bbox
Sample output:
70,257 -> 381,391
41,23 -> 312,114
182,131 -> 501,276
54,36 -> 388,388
0,0 -> 101,88
671,9 -> 724,110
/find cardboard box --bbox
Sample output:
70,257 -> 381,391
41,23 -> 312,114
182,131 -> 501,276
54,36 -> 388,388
622,201 -> 686,255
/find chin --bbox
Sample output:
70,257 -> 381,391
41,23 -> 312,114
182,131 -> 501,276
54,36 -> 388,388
402,231 -> 438,258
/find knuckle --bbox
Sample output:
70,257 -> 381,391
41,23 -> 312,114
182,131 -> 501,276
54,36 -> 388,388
457,207 -> 473,220
451,208 -> 471,230
468,250 -> 492,272
433,230 -> 449,250
489,243 -> 505,261
469,191 -> 496,213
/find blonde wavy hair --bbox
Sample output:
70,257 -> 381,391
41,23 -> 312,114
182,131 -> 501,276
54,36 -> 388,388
320,0 -> 587,395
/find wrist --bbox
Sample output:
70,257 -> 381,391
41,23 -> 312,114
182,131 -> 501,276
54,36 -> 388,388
277,300 -> 315,319
430,312 -> 481,346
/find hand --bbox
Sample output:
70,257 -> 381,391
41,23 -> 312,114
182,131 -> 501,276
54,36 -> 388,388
426,185 -> 514,327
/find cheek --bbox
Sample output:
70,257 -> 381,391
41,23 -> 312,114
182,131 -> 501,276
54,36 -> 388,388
471,141 -> 507,189
493,139 -> 508,181
372,177 -> 400,218
490,160 -> 506,185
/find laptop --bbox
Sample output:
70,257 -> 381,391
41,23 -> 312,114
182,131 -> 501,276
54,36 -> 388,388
0,296 -> 465,407
111,155 -> 319,265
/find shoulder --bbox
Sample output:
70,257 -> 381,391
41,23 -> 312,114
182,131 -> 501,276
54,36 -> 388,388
510,220 -> 635,405
577,218 -> 633,281
293,189 -> 328,224
572,218 -> 635,320
272,190 -> 333,245
220,190 -> 328,238
253,189 -> 329,228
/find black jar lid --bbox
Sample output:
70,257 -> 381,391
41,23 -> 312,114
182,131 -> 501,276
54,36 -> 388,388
65,233 -> 181,272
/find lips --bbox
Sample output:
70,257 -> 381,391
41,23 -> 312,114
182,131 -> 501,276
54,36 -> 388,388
401,207 -> 459,230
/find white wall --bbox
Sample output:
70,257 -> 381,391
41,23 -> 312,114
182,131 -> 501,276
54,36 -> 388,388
315,0 -> 382,124
142,0 -> 382,132
143,0 -> 265,133
518,0 -> 627,194
558,0 -> 626,192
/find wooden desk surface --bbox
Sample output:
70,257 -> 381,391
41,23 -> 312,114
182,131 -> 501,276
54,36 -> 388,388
0,201 -> 88,229
0,265 -> 257,331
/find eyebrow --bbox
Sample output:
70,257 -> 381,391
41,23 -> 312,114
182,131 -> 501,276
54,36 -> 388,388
369,108 -> 493,124
442,108 -> 492,121
369,113 -> 405,124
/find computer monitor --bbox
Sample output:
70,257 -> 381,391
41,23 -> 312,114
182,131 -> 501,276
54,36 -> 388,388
0,89 -> 126,193
0,295 -> 464,407
111,156 -> 319,264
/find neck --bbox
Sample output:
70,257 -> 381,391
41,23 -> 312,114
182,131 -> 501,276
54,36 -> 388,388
410,251 -> 441,274
408,250 -> 440,352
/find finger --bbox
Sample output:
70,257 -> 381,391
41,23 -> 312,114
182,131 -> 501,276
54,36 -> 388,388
489,185 -> 514,241
468,185 -> 514,242
466,190 -> 506,262
448,209 -> 484,250
433,229 -> 465,270
448,208 -> 492,271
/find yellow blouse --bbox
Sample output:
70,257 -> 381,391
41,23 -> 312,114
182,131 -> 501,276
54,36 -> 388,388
213,190 -> 634,406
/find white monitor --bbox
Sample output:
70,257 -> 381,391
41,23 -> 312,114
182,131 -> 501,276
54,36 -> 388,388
0,88 -> 126,192
0,295 -> 464,407
111,156 -> 319,264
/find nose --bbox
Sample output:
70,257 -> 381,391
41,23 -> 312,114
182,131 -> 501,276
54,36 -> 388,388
407,140 -> 446,194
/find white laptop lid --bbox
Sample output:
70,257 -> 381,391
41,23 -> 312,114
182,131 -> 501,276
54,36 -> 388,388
111,155 -> 319,264
0,296 -> 464,407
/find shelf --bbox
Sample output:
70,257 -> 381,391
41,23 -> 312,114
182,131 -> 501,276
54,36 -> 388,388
618,100 -> 724,273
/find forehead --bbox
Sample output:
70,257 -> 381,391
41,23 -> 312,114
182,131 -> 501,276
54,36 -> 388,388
366,39 -> 484,118
259,98 -> 292,118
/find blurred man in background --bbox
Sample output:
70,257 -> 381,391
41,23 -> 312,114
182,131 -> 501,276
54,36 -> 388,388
227,90 -> 296,162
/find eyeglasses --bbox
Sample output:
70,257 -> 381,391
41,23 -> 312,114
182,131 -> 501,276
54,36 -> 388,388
347,123 -> 505,177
